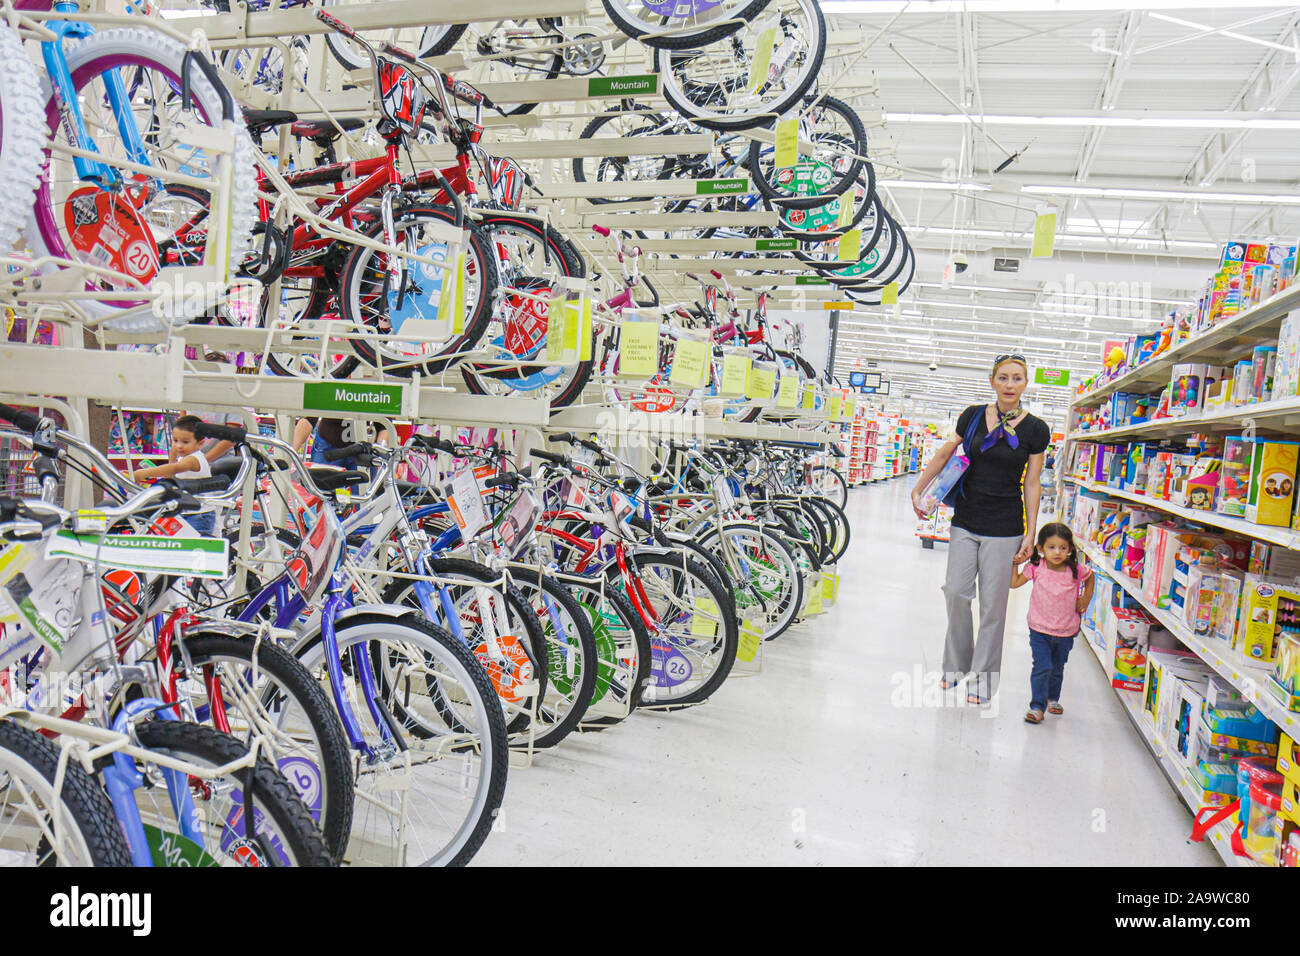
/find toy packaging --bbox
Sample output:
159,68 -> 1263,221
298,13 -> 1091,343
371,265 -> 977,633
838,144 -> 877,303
1272,311 -> 1300,402
1246,439 -> 1300,526
915,450 -> 969,516
1251,345 -> 1278,404
1268,632 -> 1300,712
1233,574 -> 1300,663
1169,364 -> 1224,417
1218,436 -> 1252,517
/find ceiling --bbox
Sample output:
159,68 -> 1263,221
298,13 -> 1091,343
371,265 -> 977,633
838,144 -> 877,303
822,0 -> 1300,422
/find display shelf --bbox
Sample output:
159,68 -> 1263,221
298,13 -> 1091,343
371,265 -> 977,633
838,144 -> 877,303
1079,539 -> 1300,736
1071,283 -> 1300,409
1078,621 -> 1254,867
1068,393 -> 1300,443
1065,475 -> 1300,550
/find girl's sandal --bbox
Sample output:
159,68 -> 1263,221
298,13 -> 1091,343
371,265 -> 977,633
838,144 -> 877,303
1047,701 -> 1063,715
1024,709 -> 1044,724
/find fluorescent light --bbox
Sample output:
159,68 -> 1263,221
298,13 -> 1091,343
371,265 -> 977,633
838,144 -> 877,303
885,111 -> 1300,131
910,223 -> 1220,252
1022,184 -> 1300,205
824,0 -> 1299,12
882,180 -> 991,192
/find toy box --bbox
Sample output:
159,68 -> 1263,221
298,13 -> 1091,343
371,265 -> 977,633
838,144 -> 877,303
1213,570 -> 1244,644
1245,439 -> 1300,527
1267,631 -> 1300,712
1234,574 -> 1300,663
1218,436 -> 1252,517
1173,680 -> 1208,768
1248,540 -> 1300,579
1111,607 -> 1153,690
1192,759 -> 1240,804
1169,364 -> 1224,417
1275,733 -> 1300,787
1202,703 -> 1279,749
1143,650 -> 1211,746
1272,311 -> 1300,402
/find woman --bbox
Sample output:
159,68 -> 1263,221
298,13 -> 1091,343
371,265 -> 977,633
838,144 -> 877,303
910,353 -> 1050,705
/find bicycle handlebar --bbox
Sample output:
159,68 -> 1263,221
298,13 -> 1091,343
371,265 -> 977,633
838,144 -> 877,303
0,403 -> 42,433
193,422 -> 248,445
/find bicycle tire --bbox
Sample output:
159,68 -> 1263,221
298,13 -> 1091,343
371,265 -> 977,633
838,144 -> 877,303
0,26 -> 45,257
572,105 -> 696,203
810,495 -> 851,564
292,612 -> 508,866
172,632 -> 354,864
811,464 -> 848,509
132,719 -> 332,866
696,521 -> 803,641
341,203 -> 498,376
602,0 -> 771,50
0,717 -> 131,866
747,95 -> 866,209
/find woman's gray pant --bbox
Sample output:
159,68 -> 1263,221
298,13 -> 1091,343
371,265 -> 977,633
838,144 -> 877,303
942,526 -> 1023,698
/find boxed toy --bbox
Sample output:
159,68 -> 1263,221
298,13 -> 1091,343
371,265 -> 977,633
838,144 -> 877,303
1271,311 -> 1300,402
1247,541 -> 1300,579
1267,631 -> 1300,712
1191,759 -> 1240,806
1169,364 -> 1225,417
1142,649 -> 1211,746
1111,607 -> 1153,690
1213,570 -> 1244,644
1245,439 -> 1300,527
1234,574 -> 1300,663
1218,436 -> 1252,517
1275,733 -> 1300,787
1173,680 -> 1208,768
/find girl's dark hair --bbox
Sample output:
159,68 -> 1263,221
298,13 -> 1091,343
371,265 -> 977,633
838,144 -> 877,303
1029,521 -> 1080,579
173,415 -> 203,436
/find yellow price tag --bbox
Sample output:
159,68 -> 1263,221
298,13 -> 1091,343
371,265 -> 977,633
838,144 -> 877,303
720,351 -> 751,396
579,297 -> 593,361
838,228 -> 861,262
748,362 -> 777,400
618,319 -> 660,378
829,393 -> 843,420
562,299 -> 581,355
801,382 -> 816,409
670,337 -> 709,389
452,251 -> 466,334
1032,211 -> 1057,258
748,26 -> 776,91
845,398 -> 856,420
804,573 -> 824,615
691,596 -> 719,637
822,571 -> 838,605
774,117 -> 798,169
837,189 -> 856,228
737,616 -> 763,662
545,298 -> 566,361
881,281 -> 898,305
776,375 -> 798,408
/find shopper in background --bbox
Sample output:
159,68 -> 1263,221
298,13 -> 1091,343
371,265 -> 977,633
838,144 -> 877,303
910,353 -> 1050,705
292,417 -> 388,469
130,415 -> 219,535
1011,523 -> 1094,724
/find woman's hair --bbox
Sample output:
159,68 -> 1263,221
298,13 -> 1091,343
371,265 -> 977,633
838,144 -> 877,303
174,415 -> 203,436
1029,521 -> 1080,579
990,353 -> 1028,377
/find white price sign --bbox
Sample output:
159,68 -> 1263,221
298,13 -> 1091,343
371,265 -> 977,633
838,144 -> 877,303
447,467 -> 488,539
713,475 -> 737,510
572,445 -> 596,468
565,476 -> 589,509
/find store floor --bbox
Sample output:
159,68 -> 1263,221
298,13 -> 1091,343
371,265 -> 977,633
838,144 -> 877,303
473,478 -> 1219,866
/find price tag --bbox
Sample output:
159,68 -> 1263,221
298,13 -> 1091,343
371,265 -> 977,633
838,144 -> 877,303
829,393 -> 843,421
776,375 -> 798,408
712,475 -> 737,510
498,489 -> 538,554
670,336 -> 709,389
837,189 -> 857,228
801,382 -> 816,410
73,510 -> 107,535
774,117 -> 798,169
845,398 -> 857,420
822,570 -> 839,605
573,445 -> 596,467
881,281 -> 898,305
748,362 -> 777,400
578,297 -> 593,361
452,250 -> 467,335
737,616 -> 763,662
804,572 -> 824,615
446,467 -> 487,539
691,596 -> 719,637
619,318 -> 661,378
837,228 -> 861,262
720,351 -> 751,397
565,476 -> 588,509
748,26 -> 776,91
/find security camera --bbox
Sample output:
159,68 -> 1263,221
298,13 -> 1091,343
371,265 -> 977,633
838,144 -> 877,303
951,254 -> 969,274
928,361 -> 938,372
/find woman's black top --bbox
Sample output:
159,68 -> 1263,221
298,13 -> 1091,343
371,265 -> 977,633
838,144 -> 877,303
951,404 -> 1050,537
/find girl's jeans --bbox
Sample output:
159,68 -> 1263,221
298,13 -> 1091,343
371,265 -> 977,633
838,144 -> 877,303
1029,627 -> 1075,711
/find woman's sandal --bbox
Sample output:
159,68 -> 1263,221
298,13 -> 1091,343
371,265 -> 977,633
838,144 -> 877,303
1024,709 -> 1044,724
967,694 -> 989,707
940,677 -> 960,690
1047,701 -> 1063,715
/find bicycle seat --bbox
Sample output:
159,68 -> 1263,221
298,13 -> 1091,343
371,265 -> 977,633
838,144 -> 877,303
309,468 -> 368,491
242,108 -> 299,134
291,116 -> 366,141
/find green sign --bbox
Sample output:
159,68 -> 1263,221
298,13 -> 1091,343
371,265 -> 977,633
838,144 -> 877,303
587,74 -> 657,97
796,276 -> 829,286
755,238 -> 796,251
303,382 -> 403,415
1035,367 -> 1071,386
145,825 -> 219,867
695,177 -> 748,195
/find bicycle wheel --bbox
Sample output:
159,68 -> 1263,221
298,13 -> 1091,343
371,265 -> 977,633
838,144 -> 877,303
611,552 -> 737,707
130,719 -> 331,866
572,105 -> 698,203
29,28 -> 258,326
811,464 -> 848,509
170,631 -> 354,864
293,612 -> 508,866
543,573 -> 652,731
321,0 -> 464,70
341,203 -> 497,376
747,96 -> 866,209
460,214 -> 593,409
0,718 -> 131,867
0,25 -> 45,257
603,0 -> 771,49
697,521 -> 802,641
810,495 -> 851,564
506,568 -> 598,748
655,0 -> 825,131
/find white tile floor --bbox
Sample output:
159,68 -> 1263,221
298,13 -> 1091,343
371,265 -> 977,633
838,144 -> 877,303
472,478 -> 1220,866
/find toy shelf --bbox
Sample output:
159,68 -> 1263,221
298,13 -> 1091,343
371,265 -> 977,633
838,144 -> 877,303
1071,283 -> 1300,410
1079,620 -> 1256,867
1065,475 -> 1300,550
1067,393 -> 1300,444
1080,540 -> 1300,737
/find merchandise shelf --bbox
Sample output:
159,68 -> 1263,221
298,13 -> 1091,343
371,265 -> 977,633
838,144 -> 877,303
1080,540 -> 1300,737
1079,622 -> 1255,867
1067,394 -> 1300,444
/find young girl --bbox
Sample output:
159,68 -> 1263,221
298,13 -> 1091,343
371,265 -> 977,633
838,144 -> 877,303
1010,522 -> 1094,724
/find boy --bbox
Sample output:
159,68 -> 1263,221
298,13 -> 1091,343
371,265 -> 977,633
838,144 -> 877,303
130,415 -> 221,534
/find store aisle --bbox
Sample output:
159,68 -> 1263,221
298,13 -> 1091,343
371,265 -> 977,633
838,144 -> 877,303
473,479 -> 1219,866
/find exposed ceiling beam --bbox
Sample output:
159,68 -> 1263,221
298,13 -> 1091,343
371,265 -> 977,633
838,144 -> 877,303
1075,10 -> 1143,183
